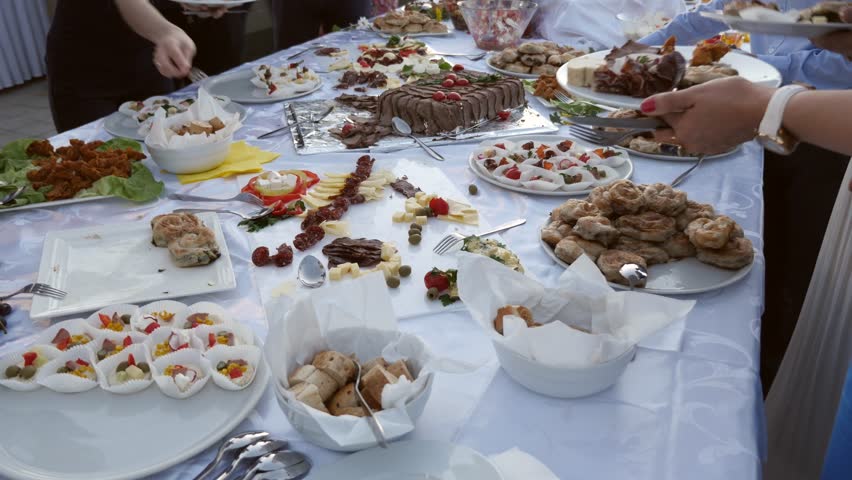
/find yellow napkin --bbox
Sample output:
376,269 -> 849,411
176,141 -> 280,184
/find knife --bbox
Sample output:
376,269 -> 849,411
568,116 -> 667,129
287,103 -> 306,148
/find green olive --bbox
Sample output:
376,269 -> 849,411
116,361 -> 129,373
5,365 -> 21,379
426,287 -> 439,300
386,276 -> 401,288
217,361 -> 227,371
408,234 -> 422,245
414,207 -> 430,216
399,265 -> 412,277
97,350 -> 108,361
56,366 -> 70,374
469,184 -> 478,195
138,362 -> 150,374
409,223 -> 422,231
120,314 -> 131,324
20,365 -> 36,380
408,229 -> 421,237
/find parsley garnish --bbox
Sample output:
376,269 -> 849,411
238,200 -> 306,232
438,59 -> 453,70
387,35 -> 401,48
555,101 -> 605,117
472,73 -> 502,83
439,294 -> 459,306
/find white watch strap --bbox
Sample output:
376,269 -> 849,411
759,85 -> 807,138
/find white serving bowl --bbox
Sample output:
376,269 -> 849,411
144,134 -> 232,174
273,373 -> 434,452
493,340 -> 635,398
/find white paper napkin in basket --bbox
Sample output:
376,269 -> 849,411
457,253 -> 695,368
145,88 -> 241,148
265,273 -> 475,449
490,448 -> 559,480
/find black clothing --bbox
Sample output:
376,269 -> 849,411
269,0 -> 371,50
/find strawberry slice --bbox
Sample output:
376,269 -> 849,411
123,336 -> 133,347
208,333 -> 216,348
22,352 -> 37,367
75,358 -> 89,367
98,313 -> 112,327
127,354 -> 136,366
229,367 -> 243,379
144,322 -> 160,334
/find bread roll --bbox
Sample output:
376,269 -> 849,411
493,305 -> 535,335
288,364 -> 317,387
386,359 -> 414,381
304,368 -> 339,402
312,350 -> 357,387
289,383 -> 329,413
361,357 -> 388,374
328,382 -> 361,415
566,56 -> 600,88
360,365 -> 398,410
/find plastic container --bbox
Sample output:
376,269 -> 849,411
459,0 -> 538,50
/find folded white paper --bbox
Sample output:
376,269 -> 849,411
457,252 -> 695,368
145,88 -> 241,149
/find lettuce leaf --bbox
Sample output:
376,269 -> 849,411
0,139 -> 37,171
79,162 -> 163,202
97,137 -> 142,152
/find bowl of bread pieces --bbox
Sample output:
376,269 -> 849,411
265,274 -> 436,451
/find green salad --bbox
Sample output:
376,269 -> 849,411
0,137 -> 163,209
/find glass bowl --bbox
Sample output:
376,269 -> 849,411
458,0 -> 539,51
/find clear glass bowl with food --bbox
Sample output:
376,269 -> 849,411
458,0 -> 538,51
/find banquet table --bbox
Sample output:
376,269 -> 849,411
0,27 -> 767,480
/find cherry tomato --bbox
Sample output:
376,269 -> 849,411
424,271 -> 450,292
429,197 -> 450,216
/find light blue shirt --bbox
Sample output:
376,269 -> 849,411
641,0 -> 852,89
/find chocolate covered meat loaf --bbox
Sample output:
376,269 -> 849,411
376,71 -> 525,135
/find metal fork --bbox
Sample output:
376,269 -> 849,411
434,218 -> 527,255
286,44 -> 329,61
1,283 -> 67,301
553,90 -> 574,104
188,67 -> 209,84
352,361 -> 388,448
671,155 -> 706,188
569,124 -> 653,146
169,191 -> 264,206
174,204 -> 276,221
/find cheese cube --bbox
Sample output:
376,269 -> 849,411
329,268 -> 342,281
381,243 -> 396,261
403,212 -> 415,222
415,215 -> 428,225
392,211 -> 406,222
350,264 -> 361,277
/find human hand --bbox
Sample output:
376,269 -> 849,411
180,3 -> 229,19
153,27 -> 196,78
640,77 -> 774,155
810,7 -> 852,59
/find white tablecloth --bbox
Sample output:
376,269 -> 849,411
0,29 -> 766,480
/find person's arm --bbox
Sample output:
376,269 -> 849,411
114,0 -> 196,78
640,0 -> 729,46
640,76 -> 852,156
756,48 -> 852,89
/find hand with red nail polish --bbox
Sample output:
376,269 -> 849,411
640,77 -> 774,155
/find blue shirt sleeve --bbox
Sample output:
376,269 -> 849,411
640,0 -> 730,45
757,50 -> 852,89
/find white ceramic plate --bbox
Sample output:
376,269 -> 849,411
556,46 -> 782,109
30,212 -> 237,320
0,351 -> 268,480
701,10 -> 852,37
371,24 -> 454,38
310,440 -> 503,480
103,103 -> 248,141
0,195 -> 112,214
538,225 -> 754,295
623,143 -> 741,162
205,69 -> 323,104
486,54 -> 541,79
468,135 -> 634,196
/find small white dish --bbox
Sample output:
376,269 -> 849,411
493,340 -> 635,398
145,133 -> 232,174
310,440 -> 504,480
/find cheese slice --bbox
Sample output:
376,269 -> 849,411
566,56 -> 601,88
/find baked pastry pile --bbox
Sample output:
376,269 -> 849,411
151,213 -> 221,268
541,180 -> 754,287
373,10 -> 448,34
488,42 -> 585,76
287,350 -> 416,417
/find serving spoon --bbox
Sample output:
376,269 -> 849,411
247,462 -> 312,480
193,431 -> 270,480
0,186 -> 26,206
391,117 -> 445,161
174,204 -> 276,221
244,451 -> 311,480
619,263 -> 648,291
214,439 -> 288,480
297,255 -> 326,288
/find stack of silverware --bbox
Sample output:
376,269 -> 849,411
194,431 -> 311,480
